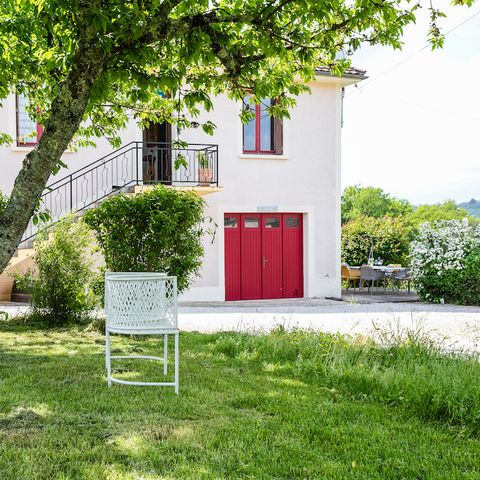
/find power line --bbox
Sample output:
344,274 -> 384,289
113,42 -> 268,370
346,8 -> 480,96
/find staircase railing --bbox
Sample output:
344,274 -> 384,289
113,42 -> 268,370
20,141 -> 219,246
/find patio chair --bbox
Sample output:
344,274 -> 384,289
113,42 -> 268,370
104,272 -> 179,393
360,265 -> 386,294
341,263 -> 361,291
390,268 -> 412,293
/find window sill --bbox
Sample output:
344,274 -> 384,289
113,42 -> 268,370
239,154 -> 288,161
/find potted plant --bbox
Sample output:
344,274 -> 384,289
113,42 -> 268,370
198,151 -> 213,186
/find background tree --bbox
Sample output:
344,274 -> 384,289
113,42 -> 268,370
0,0 -> 474,273
409,200 -> 472,227
341,185 -> 412,224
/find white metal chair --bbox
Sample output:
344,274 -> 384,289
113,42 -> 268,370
104,272 -> 179,393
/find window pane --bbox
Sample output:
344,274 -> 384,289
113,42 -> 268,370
244,218 -> 259,228
260,98 -> 273,151
224,217 -> 238,228
243,96 -> 256,152
265,217 -> 280,228
17,94 -> 38,144
285,217 -> 299,228
243,118 -> 255,151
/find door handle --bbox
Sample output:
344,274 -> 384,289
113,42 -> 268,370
262,256 -> 269,268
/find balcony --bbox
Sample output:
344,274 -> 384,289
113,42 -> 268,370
137,141 -> 220,196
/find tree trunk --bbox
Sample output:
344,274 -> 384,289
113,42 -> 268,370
0,38 -> 108,274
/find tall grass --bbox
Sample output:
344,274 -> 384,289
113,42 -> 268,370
211,327 -> 480,436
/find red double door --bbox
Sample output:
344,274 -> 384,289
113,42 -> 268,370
224,213 -> 303,301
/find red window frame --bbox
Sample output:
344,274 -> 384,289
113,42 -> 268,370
242,99 -> 276,155
16,94 -> 43,147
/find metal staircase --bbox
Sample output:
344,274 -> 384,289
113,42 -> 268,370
20,141 -> 219,247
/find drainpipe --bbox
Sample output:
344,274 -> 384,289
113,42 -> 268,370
341,87 -> 345,128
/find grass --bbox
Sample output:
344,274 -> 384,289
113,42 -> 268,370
1,321 -> 480,479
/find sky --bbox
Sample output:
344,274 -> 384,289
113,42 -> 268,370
341,0 -> 480,205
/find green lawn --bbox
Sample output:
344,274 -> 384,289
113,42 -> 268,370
1,321 -> 480,479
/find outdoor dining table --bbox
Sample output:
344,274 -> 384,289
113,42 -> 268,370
347,265 -> 410,293
371,266 -> 405,274
349,265 -> 408,277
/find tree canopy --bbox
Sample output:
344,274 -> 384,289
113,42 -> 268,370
341,185 -> 412,224
0,0 -> 475,272
342,186 -> 473,227
409,200 -> 471,226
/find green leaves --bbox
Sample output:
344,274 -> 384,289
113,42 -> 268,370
341,215 -> 411,266
0,0 -> 464,160
83,186 -> 212,292
173,153 -> 189,170
14,215 -> 98,324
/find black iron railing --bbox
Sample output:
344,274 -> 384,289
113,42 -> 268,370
20,141 -> 218,245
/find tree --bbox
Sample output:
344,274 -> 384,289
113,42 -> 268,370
341,185 -> 412,224
409,200 -> 472,227
0,0 -> 474,273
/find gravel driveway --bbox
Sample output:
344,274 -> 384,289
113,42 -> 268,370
2,299 -> 480,353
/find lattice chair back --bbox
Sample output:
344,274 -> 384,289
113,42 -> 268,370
105,272 -> 177,334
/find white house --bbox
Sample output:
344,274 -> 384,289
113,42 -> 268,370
0,67 -> 365,302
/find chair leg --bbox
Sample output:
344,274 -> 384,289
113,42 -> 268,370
163,334 -> 168,376
174,333 -> 179,395
106,330 -> 112,387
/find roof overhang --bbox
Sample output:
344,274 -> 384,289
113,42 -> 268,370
314,68 -> 367,86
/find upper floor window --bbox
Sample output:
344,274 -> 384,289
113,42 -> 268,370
243,97 -> 283,155
16,93 -> 42,146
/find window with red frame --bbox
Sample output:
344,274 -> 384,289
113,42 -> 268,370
16,94 -> 42,146
243,97 -> 283,155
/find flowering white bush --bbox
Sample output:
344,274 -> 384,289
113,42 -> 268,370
410,219 -> 480,303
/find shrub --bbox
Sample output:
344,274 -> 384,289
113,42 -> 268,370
15,216 -> 97,324
410,219 -> 480,304
341,215 -> 411,266
84,186 -> 212,293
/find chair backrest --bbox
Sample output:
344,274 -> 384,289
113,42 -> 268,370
360,265 -> 374,280
341,263 -> 350,278
360,265 -> 385,281
387,264 -> 402,268
105,273 -> 177,332
392,268 -> 410,280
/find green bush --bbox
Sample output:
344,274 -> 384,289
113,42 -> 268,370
414,248 -> 480,305
15,216 -> 97,324
411,220 -> 480,304
84,186 -> 212,293
341,215 -> 411,266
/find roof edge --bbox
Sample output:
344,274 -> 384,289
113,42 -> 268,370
314,66 -> 367,85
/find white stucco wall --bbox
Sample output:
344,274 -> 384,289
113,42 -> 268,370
0,76 -> 348,300
0,94 -> 139,195
178,80 -> 343,300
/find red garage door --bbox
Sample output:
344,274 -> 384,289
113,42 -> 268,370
224,213 -> 303,301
